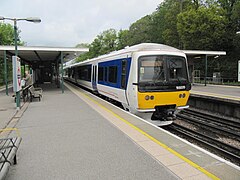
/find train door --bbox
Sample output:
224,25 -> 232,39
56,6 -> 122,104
121,60 -> 130,108
92,65 -> 97,90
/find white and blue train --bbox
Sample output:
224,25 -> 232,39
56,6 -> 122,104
64,43 -> 191,124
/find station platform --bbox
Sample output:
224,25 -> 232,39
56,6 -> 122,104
191,84 -> 240,101
0,86 -> 22,131
1,83 -> 239,179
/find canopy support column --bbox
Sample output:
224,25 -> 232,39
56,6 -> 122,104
204,55 -> 208,86
61,51 -> 64,93
23,63 -> 26,76
4,50 -> 8,96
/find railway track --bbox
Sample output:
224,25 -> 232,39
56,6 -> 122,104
163,108 -> 240,165
181,108 -> 240,129
177,108 -> 240,140
163,123 -> 240,165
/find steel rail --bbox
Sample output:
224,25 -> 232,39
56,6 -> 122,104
164,124 -> 240,165
177,113 -> 240,139
183,108 -> 240,129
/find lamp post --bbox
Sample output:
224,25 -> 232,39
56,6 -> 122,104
0,16 -> 41,110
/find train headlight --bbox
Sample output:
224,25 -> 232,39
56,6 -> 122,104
145,95 -> 150,100
179,93 -> 186,98
150,95 -> 154,100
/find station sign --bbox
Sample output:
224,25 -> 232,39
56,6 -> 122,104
12,56 -> 22,92
239,60 -> 240,82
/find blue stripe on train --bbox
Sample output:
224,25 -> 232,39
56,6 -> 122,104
98,57 -> 132,89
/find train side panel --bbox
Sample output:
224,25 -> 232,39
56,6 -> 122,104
97,54 -> 132,105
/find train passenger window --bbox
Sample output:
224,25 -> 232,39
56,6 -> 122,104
79,65 -> 91,81
104,67 -> 108,82
87,67 -> 92,81
108,66 -> 117,83
98,67 -> 104,81
121,60 -> 127,89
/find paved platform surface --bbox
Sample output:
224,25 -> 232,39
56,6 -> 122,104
0,87 -> 18,131
191,84 -> 240,101
5,85 -> 178,180
0,83 -> 239,179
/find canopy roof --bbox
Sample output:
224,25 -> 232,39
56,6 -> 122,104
0,46 -> 89,64
183,50 -> 226,57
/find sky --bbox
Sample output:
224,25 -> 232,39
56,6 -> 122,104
0,0 -> 161,47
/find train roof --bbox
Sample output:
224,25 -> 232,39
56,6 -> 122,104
124,43 -> 181,52
64,43 -> 183,69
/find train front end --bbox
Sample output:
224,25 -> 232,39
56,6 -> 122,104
130,50 -> 191,125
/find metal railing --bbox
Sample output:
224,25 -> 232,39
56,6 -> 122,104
193,77 -> 240,86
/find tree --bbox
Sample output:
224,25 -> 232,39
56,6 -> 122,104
151,0 -> 192,48
161,0 -> 182,48
177,6 -> 228,50
100,28 -> 118,54
0,23 -> 15,45
0,23 -> 16,85
75,43 -> 90,48
150,5 -> 168,44
74,0 -> 240,81
0,22 -> 25,85
127,15 -> 153,45
77,29 -> 118,62
117,29 -> 129,50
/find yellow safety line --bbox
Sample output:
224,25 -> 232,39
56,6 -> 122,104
66,83 -> 220,180
0,128 -> 20,137
191,91 -> 240,101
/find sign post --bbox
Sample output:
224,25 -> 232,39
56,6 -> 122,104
12,56 -> 21,109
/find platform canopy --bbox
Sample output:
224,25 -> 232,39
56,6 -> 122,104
182,50 -> 226,86
183,50 -> 226,57
0,45 -> 89,96
0,46 -> 89,64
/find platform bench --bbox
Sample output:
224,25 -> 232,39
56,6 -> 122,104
0,137 -> 22,180
29,85 -> 43,102
12,84 -> 32,102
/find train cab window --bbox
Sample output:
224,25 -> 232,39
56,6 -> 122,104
166,57 -> 187,82
139,57 -> 165,82
138,55 -> 189,92
98,67 -> 104,81
108,66 -> 117,83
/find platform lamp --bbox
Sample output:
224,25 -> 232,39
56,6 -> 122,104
0,16 -> 41,110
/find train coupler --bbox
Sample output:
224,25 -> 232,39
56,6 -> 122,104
151,105 -> 176,121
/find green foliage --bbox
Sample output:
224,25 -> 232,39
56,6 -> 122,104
75,43 -> 90,48
117,29 -> 129,50
177,6 -> 228,50
74,0 -> 240,81
0,23 -> 14,45
127,15 -> 152,46
150,4 -> 168,44
0,23 -> 15,86
76,29 -> 118,62
160,0 -> 181,48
